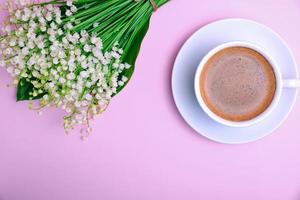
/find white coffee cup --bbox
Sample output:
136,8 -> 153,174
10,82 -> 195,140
194,41 -> 300,127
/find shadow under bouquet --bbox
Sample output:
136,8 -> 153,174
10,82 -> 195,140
0,0 -> 169,138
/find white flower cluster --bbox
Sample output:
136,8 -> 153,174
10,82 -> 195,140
0,0 -> 130,137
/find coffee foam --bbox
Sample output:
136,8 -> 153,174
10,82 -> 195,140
200,47 -> 276,121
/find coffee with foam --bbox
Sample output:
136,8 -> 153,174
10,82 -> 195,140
199,47 -> 276,121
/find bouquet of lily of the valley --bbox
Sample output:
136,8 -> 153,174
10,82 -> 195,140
0,0 -> 168,138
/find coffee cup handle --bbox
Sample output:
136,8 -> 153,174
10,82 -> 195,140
283,79 -> 300,88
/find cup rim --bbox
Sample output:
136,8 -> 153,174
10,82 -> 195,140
194,41 -> 282,127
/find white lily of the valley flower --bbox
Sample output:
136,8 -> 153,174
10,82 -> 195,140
0,0 -> 130,136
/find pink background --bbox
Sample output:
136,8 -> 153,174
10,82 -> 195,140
1,0 -> 300,199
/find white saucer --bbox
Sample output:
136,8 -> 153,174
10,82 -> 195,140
172,18 -> 299,144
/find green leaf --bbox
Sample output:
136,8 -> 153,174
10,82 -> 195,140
116,18 -> 150,93
16,78 -> 44,101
